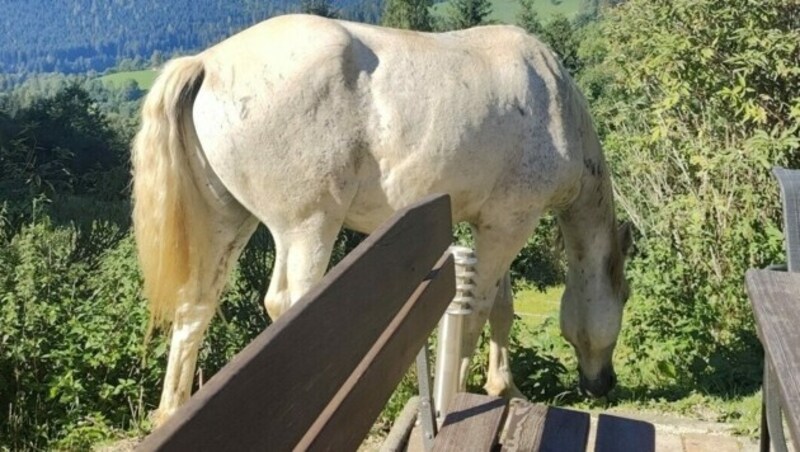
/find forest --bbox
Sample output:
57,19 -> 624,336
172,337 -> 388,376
0,0 -> 384,75
0,0 -> 798,449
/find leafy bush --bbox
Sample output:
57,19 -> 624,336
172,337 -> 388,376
0,209 -> 154,449
579,0 -> 800,393
0,204 -> 273,450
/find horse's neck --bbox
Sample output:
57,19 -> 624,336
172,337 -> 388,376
557,155 -> 618,274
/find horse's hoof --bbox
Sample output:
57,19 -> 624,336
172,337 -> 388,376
150,408 -> 175,429
504,385 -> 528,401
485,380 -> 527,401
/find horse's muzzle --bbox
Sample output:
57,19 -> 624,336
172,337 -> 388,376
579,365 -> 617,398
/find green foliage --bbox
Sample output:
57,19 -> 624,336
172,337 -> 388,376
300,0 -> 340,18
1,83 -> 129,209
0,210 -> 157,449
517,3 -> 583,76
579,0 -> 799,394
447,0 -> 494,28
540,14 -> 582,74
452,219 -> 565,292
517,0 -> 545,35
509,216 -> 565,291
382,0 -> 434,31
433,0 -> 587,26
0,203 -> 273,450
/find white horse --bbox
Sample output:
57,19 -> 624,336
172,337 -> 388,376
132,14 -> 632,424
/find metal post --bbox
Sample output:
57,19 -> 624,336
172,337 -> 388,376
433,246 -> 475,422
416,347 -> 437,451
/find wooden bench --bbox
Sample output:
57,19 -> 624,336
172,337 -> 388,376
744,166 -> 800,452
137,194 -> 457,451
430,393 -> 655,452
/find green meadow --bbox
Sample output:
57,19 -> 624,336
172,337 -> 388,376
98,69 -> 158,90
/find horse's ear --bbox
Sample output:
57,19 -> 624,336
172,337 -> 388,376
618,221 -> 634,257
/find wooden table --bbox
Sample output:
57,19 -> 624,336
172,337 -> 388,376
746,269 -> 800,452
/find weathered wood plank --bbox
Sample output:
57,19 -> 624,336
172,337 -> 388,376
138,194 -> 452,452
432,393 -> 508,452
500,400 -> 589,452
746,269 -> 800,449
500,401 -> 547,452
595,413 -> 655,452
298,253 -> 455,451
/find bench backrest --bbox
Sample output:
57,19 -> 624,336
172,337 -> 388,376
773,167 -> 800,271
138,194 -> 455,452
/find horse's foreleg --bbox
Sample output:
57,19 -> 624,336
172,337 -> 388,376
155,216 -> 257,426
457,289 -> 495,392
486,272 -> 525,399
457,213 -> 539,395
264,212 -> 343,320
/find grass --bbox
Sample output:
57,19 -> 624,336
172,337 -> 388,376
514,285 -> 563,318
508,285 -> 762,438
98,69 -> 158,90
433,0 -> 585,26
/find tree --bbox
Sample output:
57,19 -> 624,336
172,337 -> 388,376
448,0 -> 492,29
0,83 -> 128,200
518,5 -> 581,76
540,14 -> 581,75
300,0 -> 339,18
382,0 -> 433,31
517,0 -> 544,36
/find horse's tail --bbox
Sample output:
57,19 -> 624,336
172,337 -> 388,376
132,56 -> 206,331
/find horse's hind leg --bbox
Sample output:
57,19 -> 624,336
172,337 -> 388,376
263,210 -> 344,320
155,214 -> 258,425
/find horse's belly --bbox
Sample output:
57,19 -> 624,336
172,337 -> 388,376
343,148 -> 507,233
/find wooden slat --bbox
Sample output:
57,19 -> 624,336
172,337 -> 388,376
138,194 -> 452,452
595,414 -> 655,452
298,253 -> 455,451
433,393 -> 508,452
500,400 -> 589,452
746,269 -> 800,448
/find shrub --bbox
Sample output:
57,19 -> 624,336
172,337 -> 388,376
0,204 -> 272,450
579,0 -> 800,392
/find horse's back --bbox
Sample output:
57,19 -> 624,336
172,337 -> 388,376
191,15 -> 587,231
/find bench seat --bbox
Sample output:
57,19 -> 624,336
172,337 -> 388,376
429,393 -> 655,452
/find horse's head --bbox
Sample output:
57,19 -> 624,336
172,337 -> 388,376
560,221 -> 633,397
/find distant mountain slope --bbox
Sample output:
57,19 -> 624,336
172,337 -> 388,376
433,0 -> 584,25
0,0 -> 382,75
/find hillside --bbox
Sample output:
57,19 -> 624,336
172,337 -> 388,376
0,0 -> 382,75
2,0 -> 604,79
96,0 -> 596,91
433,0 -> 584,24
